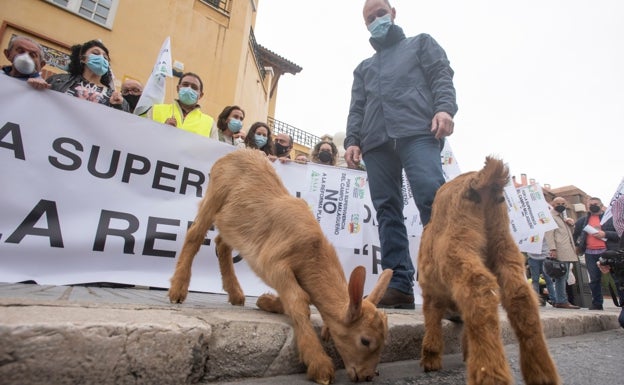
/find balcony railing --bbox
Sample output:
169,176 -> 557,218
268,117 -> 321,149
249,27 -> 266,79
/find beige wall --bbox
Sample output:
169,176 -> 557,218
0,0 -> 273,129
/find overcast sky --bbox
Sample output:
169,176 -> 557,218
254,0 -> 624,204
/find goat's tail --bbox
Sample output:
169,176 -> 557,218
470,156 -> 509,193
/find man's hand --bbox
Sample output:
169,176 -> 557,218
597,261 -> 611,274
27,78 -> 50,90
164,117 -> 177,127
431,111 -> 454,139
109,90 -> 123,105
592,230 -> 606,239
344,145 -> 361,169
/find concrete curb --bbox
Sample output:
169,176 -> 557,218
0,284 -> 620,384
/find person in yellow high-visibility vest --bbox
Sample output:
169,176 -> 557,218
147,72 -> 217,140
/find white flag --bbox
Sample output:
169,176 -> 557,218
134,36 -> 173,116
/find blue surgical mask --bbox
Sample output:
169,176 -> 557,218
86,54 -> 109,76
368,14 -> 392,39
178,87 -> 198,105
228,119 -> 243,133
254,135 -> 268,148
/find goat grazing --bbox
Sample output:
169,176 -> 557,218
169,149 -> 393,384
417,156 -> 560,385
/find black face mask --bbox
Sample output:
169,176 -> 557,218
318,150 -> 333,164
275,142 -> 290,156
589,205 -> 601,213
554,205 -> 566,213
123,94 -> 140,111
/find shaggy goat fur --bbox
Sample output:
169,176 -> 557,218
417,156 -> 560,385
169,149 -> 393,384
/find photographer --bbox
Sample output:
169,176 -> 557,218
597,194 -> 624,328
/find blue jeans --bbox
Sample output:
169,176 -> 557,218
585,252 -> 604,306
550,264 -> 570,304
363,135 -> 445,295
527,257 -> 555,303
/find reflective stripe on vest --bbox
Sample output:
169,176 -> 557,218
152,103 -> 214,137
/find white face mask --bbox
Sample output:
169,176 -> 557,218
13,53 -> 36,75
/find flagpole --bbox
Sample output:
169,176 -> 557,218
169,75 -> 175,119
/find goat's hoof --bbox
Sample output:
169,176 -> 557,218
469,367 -> 512,385
420,355 -> 442,372
228,291 -> 245,306
307,358 -> 335,385
257,293 -> 284,314
167,283 -> 188,303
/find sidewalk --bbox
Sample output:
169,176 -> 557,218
0,282 -> 620,384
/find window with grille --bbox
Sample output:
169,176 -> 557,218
199,0 -> 230,14
44,0 -> 119,29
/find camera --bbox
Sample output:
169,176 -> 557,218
598,249 -> 624,271
599,249 -> 624,294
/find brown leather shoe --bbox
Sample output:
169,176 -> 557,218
554,302 -> 580,309
377,287 -> 415,309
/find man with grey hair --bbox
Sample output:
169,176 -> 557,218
545,197 -> 580,309
344,0 -> 457,308
2,35 -> 46,79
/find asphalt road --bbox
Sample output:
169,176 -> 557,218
216,329 -> 624,385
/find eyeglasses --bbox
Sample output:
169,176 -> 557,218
121,88 -> 142,95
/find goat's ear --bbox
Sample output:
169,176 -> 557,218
365,269 -> 393,306
346,266 -> 366,323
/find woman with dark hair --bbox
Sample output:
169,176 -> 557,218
311,140 -> 338,166
34,40 -> 128,111
216,105 -> 245,146
244,121 -> 275,157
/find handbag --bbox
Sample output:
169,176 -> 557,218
543,259 -> 567,279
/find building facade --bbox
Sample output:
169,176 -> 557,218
0,0 -> 302,139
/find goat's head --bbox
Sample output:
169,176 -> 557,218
325,266 -> 393,382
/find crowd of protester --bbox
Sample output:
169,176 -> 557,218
3,35 -> 346,165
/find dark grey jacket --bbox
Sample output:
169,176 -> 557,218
345,26 -> 458,153
573,213 -> 620,252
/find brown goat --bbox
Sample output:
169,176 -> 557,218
417,157 -> 560,385
168,149 -> 393,384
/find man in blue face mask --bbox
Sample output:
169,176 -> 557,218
147,72 -> 217,139
344,0 -> 458,309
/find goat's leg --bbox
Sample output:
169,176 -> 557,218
452,265 -> 513,385
420,293 -> 447,372
256,293 -> 285,314
215,234 -> 245,306
272,267 -> 334,385
493,251 -> 561,385
169,196 -> 217,303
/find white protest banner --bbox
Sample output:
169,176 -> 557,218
300,163 -> 368,248
0,76 -> 418,298
601,176 -> 624,225
507,182 -> 557,253
0,76 -> 549,302
441,139 -> 461,181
